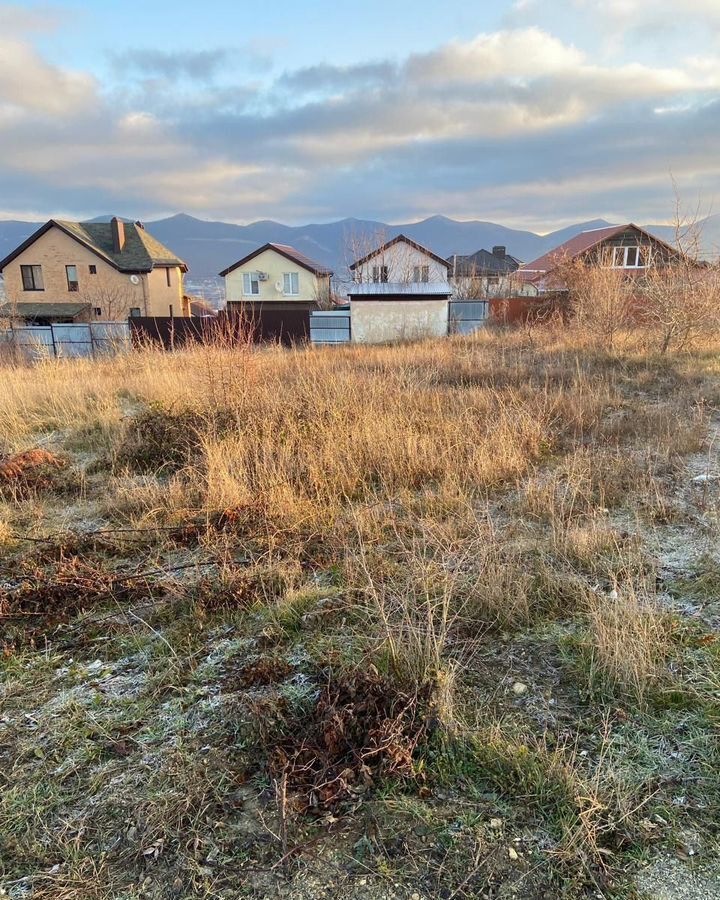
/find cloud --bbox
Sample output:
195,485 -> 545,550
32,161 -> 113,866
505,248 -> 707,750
112,48 -> 230,81
0,3 -> 68,34
0,19 -> 719,227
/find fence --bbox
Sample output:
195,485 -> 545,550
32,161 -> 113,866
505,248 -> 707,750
0,322 -> 130,361
448,300 -> 489,335
309,309 -> 351,344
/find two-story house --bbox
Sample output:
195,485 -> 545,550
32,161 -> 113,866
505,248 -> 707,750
347,235 -> 453,343
220,243 -> 333,312
0,218 -> 189,323
516,224 -> 677,293
447,246 -> 526,298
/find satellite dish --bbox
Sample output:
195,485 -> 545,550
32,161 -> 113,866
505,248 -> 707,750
274,280 -> 283,293
129,274 -> 140,285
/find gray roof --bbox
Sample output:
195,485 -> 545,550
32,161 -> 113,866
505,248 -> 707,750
447,249 -> 522,277
0,219 -> 187,274
0,301 -> 90,319
347,282 -> 453,296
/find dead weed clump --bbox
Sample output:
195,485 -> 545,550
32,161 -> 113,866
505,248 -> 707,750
270,668 -> 432,814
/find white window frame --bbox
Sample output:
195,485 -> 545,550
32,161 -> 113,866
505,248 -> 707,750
611,246 -> 647,269
413,265 -> 430,283
283,272 -> 299,296
242,272 -> 260,295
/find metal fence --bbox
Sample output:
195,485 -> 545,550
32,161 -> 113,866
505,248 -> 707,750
310,309 -> 351,344
448,300 -> 489,335
0,322 -> 130,361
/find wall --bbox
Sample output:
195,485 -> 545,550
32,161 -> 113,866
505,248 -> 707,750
224,248 -> 326,303
351,298 -> 448,344
145,265 -> 185,317
2,225 -> 185,319
353,241 -> 448,284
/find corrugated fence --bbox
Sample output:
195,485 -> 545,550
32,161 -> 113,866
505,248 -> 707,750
0,322 -> 130,361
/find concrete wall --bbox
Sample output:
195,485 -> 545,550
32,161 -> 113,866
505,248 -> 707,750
224,248 -> 329,303
353,240 -> 448,284
2,224 -> 185,318
351,299 -> 449,344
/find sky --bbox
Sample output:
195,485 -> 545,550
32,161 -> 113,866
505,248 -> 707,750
1,0 -> 719,229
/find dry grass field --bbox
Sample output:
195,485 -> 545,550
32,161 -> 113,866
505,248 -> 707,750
0,328 -> 719,899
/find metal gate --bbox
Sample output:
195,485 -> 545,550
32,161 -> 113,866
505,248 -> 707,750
448,300 -> 489,335
310,309 -> 351,345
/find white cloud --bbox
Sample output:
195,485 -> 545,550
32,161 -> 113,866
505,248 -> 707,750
0,18 -> 718,224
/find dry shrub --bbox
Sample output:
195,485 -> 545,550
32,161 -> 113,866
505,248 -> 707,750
562,257 -> 634,351
269,668 -> 431,813
585,584 -> 671,701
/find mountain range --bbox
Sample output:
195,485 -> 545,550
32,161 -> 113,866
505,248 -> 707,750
1,213 -> 718,290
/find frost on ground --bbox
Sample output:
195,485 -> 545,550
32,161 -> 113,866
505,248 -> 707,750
1,334 -> 719,898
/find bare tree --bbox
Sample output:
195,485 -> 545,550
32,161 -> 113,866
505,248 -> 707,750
638,192 -> 720,352
561,252 -> 634,351
85,284 -> 142,321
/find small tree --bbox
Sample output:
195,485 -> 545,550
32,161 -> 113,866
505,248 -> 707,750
561,253 -> 633,351
85,284 -> 143,320
638,196 -> 720,352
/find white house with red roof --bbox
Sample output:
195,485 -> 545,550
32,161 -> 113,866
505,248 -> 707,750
517,224 -> 677,293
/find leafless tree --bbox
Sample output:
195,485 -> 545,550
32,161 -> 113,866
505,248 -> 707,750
85,284 -> 142,321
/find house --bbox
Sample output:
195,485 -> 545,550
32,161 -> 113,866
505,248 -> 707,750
517,224 -> 677,293
0,218 -> 189,321
349,234 -> 450,285
347,235 -> 453,343
447,245 -> 524,298
219,243 -> 333,311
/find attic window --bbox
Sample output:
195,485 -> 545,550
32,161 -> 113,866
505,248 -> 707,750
611,246 -> 647,269
413,265 -> 430,283
89,265 -> 97,275
372,265 -> 389,283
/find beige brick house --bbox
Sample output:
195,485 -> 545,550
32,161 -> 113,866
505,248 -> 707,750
0,218 -> 188,322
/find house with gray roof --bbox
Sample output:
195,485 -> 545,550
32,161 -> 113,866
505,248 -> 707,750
0,217 -> 189,321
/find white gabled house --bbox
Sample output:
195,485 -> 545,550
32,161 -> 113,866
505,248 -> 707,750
347,235 -> 453,343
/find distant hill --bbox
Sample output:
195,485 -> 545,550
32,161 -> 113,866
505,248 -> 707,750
2,213 -> 719,294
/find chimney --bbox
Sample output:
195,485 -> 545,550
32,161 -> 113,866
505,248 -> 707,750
492,245 -> 506,259
111,217 -> 125,253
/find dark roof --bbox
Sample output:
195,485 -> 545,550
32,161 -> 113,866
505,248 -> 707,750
349,234 -> 451,271
219,243 -> 333,278
447,249 -> 522,277
0,219 -> 188,274
518,223 -> 676,283
0,301 -> 90,319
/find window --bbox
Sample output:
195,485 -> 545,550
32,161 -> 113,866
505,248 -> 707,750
372,265 -> 389,283
283,272 -> 299,295
129,307 -> 142,318
89,265 -> 97,275
242,272 -> 260,295
166,268 -> 172,287
66,265 -> 79,292
611,246 -> 646,269
413,265 -> 430,283
94,307 -> 102,317
20,264 -> 44,291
